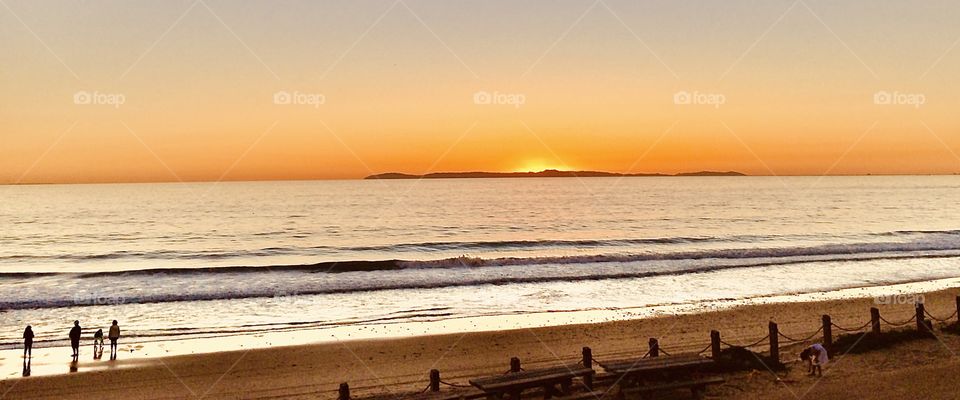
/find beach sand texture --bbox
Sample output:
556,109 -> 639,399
3,288 -> 958,400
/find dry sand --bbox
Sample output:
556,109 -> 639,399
2,288 -> 959,400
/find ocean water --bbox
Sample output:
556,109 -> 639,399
2,176 -> 960,353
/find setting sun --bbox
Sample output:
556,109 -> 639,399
514,159 -> 572,173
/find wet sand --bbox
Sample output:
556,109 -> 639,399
2,288 -> 958,400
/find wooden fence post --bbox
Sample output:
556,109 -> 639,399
768,321 -> 779,363
916,303 -> 926,333
338,383 -> 350,400
648,338 -> 659,358
510,357 -> 521,373
710,330 -> 721,360
870,307 -> 881,335
582,347 -> 593,389
956,296 -> 960,324
822,315 -> 833,357
429,369 -> 440,392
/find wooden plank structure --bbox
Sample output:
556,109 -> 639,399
469,364 -> 595,400
338,296 -> 960,400
621,376 -> 725,400
347,388 -> 485,400
596,354 -> 721,400
594,354 -> 712,377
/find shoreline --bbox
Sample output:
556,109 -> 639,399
4,277 -> 960,378
3,284 -> 959,399
6,256 -> 960,348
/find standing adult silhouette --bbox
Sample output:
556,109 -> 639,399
108,320 -> 120,360
23,325 -> 34,358
69,320 -> 82,360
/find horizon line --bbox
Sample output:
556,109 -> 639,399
4,171 -> 960,186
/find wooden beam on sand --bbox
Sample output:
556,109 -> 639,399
768,322 -> 779,363
430,369 -> 440,392
821,315 -> 833,358
916,303 -> 926,334
710,330 -> 721,360
581,347 -> 593,390
956,296 -> 960,324
870,307 -> 882,335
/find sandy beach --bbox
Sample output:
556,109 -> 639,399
8,0 -> 960,398
3,287 -> 958,400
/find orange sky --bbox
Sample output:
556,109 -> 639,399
2,1 -> 960,184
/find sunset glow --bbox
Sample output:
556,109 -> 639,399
2,1 -> 960,184
514,160 -> 573,173
5,2 -> 960,398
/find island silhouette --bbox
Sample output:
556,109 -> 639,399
365,169 -> 746,179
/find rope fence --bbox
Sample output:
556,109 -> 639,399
720,334 -> 770,349
925,309 -> 959,323
334,297 -> 960,400
777,326 -> 823,343
696,343 -> 713,355
831,320 -> 872,333
879,314 -> 916,327
640,348 -> 652,359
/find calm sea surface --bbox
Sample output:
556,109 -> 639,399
2,176 -> 960,353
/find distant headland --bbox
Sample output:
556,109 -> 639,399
365,169 -> 746,180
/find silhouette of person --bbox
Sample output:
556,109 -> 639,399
23,325 -> 34,358
108,320 -> 120,360
69,320 -> 82,359
800,343 -> 829,377
93,328 -> 104,359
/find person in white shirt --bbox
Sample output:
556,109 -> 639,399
800,343 -> 829,376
